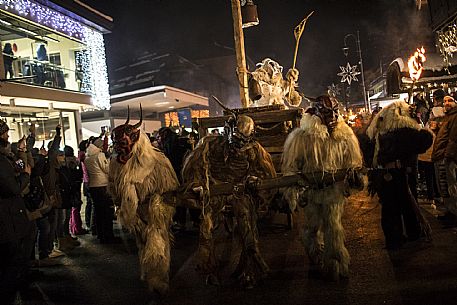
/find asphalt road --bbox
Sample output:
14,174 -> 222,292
19,191 -> 457,305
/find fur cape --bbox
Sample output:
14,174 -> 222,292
367,101 -> 420,140
281,113 -> 363,175
366,101 -> 421,167
109,131 -> 179,294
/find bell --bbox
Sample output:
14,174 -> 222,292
248,76 -> 262,101
241,0 -> 259,28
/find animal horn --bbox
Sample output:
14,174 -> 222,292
133,103 -> 143,129
125,106 -> 130,125
211,95 -> 234,115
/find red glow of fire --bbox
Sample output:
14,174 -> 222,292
408,46 -> 426,81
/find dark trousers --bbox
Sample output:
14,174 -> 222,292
4,63 -> 13,79
36,216 -> 51,259
377,169 -> 422,249
47,209 -> 57,252
418,160 -> 439,200
84,183 -> 96,231
89,186 -> 115,242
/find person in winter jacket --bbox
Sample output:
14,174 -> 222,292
85,136 -> 117,243
432,95 -> 457,226
0,120 -> 33,304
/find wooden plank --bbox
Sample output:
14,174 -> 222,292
194,109 -> 303,129
256,134 -> 287,148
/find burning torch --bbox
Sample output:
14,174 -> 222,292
407,46 -> 426,104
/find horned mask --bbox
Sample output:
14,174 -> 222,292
306,95 -> 340,133
111,105 -> 143,164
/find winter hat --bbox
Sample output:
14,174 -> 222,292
433,89 -> 446,99
64,145 -> 74,157
93,138 -> 103,149
0,120 -> 9,135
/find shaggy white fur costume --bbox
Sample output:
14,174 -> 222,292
281,113 -> 363,280
109,132 -> 178,293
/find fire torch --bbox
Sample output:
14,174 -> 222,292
407,46 -> 426,104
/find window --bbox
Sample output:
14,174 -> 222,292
49,53 -> 61,66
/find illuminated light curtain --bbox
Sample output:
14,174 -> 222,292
0,0 -> 85,41
437,19 -> 457,72
82,27 -> 110,109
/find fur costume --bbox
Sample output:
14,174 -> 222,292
249,58 -> 302,107
109,131 -> 178,294
366,101 -> 433,249
181,119 -> 276,288
281,111 -> 363,281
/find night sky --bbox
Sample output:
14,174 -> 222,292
85,0 -> 433,97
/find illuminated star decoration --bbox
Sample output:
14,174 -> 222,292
337,62 -> 361,85
327,83 -> 341,97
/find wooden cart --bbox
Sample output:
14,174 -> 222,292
192,105 -> 303,229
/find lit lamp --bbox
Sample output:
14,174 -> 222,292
241,0 -> 259,28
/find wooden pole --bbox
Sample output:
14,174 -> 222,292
231,0 -> 249,108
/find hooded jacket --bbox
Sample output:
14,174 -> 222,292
85,143 -> 109,188
432,106 -> 457,162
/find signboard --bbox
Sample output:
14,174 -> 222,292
177,108 -> 192,128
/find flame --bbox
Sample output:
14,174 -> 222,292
408,46 -> 426,81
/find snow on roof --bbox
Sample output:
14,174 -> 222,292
392,53 -> 457,73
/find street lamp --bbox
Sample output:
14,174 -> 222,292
343,31 -> 369,112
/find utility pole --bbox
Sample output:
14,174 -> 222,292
231,0 -> 249,108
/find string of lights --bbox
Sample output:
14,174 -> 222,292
0,0 -> 85,40
437,18 -> 457,72
83,27 -> 110,109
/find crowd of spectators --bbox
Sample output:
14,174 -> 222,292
0,122 -> 201,303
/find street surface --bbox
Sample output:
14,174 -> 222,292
19,191 -> 457,305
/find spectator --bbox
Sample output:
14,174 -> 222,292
3,43 -> 15,78
157,127 -> 200,230
85,136 -> 118,243
432,95 -> 457,227
61,145 -> 86,236
0,120 -> 33,304
78,140 -> 95,234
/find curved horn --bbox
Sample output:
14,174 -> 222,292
211,95 -> 234,115
125,106 -> 130,125
133,103 -> 143,129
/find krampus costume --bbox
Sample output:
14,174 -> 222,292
367,101 -> 433,250
109,108 -> 178,293
281,95 -> 363,281
181,113 -> 276,288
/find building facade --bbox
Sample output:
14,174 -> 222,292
0,0 -> 111,151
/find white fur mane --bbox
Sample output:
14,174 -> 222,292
282,113 -> 363,174
367,101 -> 420,140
